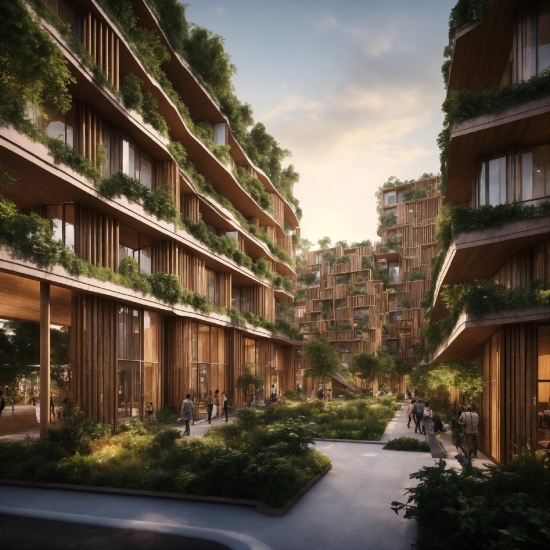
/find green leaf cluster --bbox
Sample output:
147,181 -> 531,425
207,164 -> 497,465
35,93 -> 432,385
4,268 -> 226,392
378,212 -> 397,229
300,336 -> 342,382
392,450 -> 550,550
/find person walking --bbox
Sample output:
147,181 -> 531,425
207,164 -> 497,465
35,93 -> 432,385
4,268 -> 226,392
270,384 -> 277,403
206,390 -> 214,424
0,391 -> 5,417
433,415 -> 444,443
414,400 -> 425,434
422,401 -> 433,437
461,404 -> 480,459
222,392 -> 229,422
181,394 -> 193,436
406,398 -> 415,428
50,396 -> 55,422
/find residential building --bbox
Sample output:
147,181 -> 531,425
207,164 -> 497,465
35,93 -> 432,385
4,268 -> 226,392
295,175 -> 441,394
429,0 -> 550,462
0,0 -> 300,432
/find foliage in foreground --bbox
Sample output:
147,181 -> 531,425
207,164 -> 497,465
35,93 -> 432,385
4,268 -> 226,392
0,416 -> 330,508
243,398 -> 399,441
392,450 -> 550,549
383,437 -> 430,452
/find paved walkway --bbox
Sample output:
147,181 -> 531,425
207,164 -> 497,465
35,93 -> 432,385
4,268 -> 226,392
0,404 -> 491,549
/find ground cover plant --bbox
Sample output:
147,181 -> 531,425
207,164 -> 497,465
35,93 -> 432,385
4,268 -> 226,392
0,412 -> 330,509
255,397 -> 399,440
391,449 -> 550,549
383,437 -> 430,452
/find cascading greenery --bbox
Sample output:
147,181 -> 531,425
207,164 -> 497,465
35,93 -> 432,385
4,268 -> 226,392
423,279 -> 550,356
0,200 -> 300,340
421,201 -> 550,311
144,0 -> 302,217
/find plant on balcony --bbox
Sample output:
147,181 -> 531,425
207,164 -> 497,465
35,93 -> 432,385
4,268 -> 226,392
326,323 -> 352,332
378,212 -> 397,229
408,271 -> 426,281
381,235 -> 402,253
398,297 -> 412,309
334,254 -> 351,265
423,279 -> 550,355
347,285 -> 368,296
402,188 -> 427,202
350,239 -> 372,248
301,272 -> 318,287
361,255 -> 374,270
233,167 -> 273,211
373,267 -> 391,285
354,314 -> 370,330
335,275 -> 349,285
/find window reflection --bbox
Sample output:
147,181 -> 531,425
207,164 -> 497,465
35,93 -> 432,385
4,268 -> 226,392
119,224 -> 152,274
45,204 -> 75,250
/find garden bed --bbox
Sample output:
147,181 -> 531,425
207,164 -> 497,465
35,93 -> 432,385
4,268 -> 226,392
256,397 -> 399,440
0,413 -> 330,510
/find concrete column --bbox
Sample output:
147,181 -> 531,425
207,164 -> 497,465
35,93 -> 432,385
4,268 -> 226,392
40,282 -> 50,439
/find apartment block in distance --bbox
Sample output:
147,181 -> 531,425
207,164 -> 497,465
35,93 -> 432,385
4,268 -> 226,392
430,0 -> 550,462
0,0 -> 301,431
377,175 -> 442,371
294,175 -> 441,394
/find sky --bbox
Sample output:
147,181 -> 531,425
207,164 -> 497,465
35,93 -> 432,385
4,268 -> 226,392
186,0 -> 457,247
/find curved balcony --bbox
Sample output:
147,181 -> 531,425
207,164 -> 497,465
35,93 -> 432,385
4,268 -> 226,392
447,0 -> 516,93
432,306 -> 550,363
431,216 -> 550,322
446,96 -> 550,205
125,0 -> 300,229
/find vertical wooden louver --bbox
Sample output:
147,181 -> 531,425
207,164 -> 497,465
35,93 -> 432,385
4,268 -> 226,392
156,161 -> 179,210
70,294 -> 118,425
181,193 -> 200,223
83,11 -> 120,89
74,204 -> 119,270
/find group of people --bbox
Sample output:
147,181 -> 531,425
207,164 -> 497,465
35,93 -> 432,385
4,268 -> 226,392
406,392 -> 480,459
180,390 -> 229,436
312,386 -> 332,400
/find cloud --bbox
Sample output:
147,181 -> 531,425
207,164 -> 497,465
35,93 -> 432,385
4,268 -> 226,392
316,14 -> 337,30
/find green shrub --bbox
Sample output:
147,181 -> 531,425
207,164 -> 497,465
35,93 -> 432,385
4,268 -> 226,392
392,450 -> 550,550
384,437 -> 430,452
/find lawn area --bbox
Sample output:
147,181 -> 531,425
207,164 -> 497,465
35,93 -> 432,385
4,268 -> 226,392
392,449 -> 550,549
0,412 -> 330,509
257,396 -> 399,440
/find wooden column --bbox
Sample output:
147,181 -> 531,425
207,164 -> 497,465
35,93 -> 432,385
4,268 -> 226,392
40,282 -> 50,438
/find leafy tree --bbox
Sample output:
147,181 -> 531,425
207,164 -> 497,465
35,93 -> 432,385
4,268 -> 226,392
317,236 -> 332,250
334,240 -> 348,249
236,366 -> 264,405
301,337 -> 341,383
350,352 -> 381,385
296,238 -> 313,267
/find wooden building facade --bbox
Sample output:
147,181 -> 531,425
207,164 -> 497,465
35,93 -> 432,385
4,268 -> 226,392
430,0 -> 550,462
0,0 -> 300,431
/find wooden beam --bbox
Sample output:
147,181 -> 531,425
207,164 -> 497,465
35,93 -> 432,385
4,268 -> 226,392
40,282 -> 50,439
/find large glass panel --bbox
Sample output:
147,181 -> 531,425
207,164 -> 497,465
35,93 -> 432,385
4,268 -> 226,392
206,269 -> 218,304
122,140 -> 136,178
232,287 -> 241,312
47,205 -> 63,244
45,110 -> 66,142
64,204 -> 74,251
139,246 -> 152,274
140,154 -> 153,190
521,151 -> 533,200
488,157 -> 506,206
533,144 -> 550,199
478,163 -> 486,206
388,261 -> 399,284
538,2 -> 550,74
384,191 -> 396,206
198,324 -> 210,363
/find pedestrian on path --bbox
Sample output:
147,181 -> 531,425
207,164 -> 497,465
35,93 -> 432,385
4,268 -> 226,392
214,390 -> 220,419
181,394 -> 193,436
460,404 -> 479,458
206,390 -> 214,424
406,398 -> 415,428
271,384 -> 277,402
0,391 -> 5,416
433,415 -> 444,443
414,400 -> 425,433
422,402 -> 433,437
222,392 -> 229,422
50,396 -> 55,422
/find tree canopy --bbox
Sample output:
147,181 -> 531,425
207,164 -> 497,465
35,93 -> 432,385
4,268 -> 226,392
301,337 -> 341,382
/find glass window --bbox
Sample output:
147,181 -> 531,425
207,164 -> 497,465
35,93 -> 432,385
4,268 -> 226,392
213,123 -> 227,145
388,261 -> 399,284
45,204 -> 74,250
384,191 -> 396,206
206,269 -> 219,305
140,154 -> 153,190
514,2 -> 550,82
521,144 -> 550,201
119,225 -> 152,274
122,140 -> 136,178
479,156 -> 507,206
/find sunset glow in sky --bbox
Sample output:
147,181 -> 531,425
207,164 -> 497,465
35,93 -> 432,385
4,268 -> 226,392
186,0 -> 457,245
